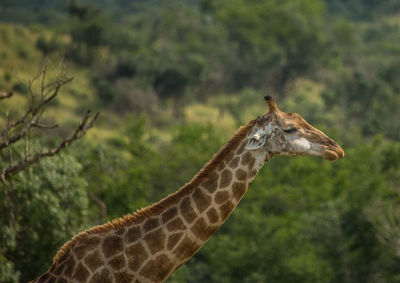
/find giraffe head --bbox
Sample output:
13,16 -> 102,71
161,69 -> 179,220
246,96 -> 344,161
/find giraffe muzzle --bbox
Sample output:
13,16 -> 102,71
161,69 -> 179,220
322,146 -> 344,161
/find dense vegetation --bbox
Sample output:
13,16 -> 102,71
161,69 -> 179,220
1,0 -> 400,282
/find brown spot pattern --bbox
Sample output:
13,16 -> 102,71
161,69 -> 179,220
191,217 -> 216,241
73,245 -> 87,259
215,191 -> 229,204
82,236 -> 101,248
220,169 -> 232,188
218,161 -> 226,171
167,233 -> 184,250
162,207 -> 178,224
84,250 -> 104,272
115,228 -> 125,235
49,263 -> 57,273
180,197 -> 197,224
126,242 -> 148,272
249,169 -> 257,178
63,256 -> 75,278
201,172 -> 218,193
192,187 -> 211,213
241,151 -> 252,166
126,226 -> 141,243
236,140 -> 247,155
139,254 -> 173,282
166,217 -> 187,232
72,263 -> 90,282
115,272 -> 133,283
53,261 -> 66,276
57,252 -> 70,265
143,218 -> 160,232
89,268 -> 112,283
109,254 -> 125,270
248,156 -> 256,169
206,208 -> 219,223
219,201 -> 235,220
144,228 -> 166,254
173,236 -> 201,260
73,237 -> 100,259
37,273 -> 49,283
235,169 -> 247,181
232,182 -> 246,201
102,235 -> 123,258
57,278 -> 68,283
229,157 -> 240,169
225,151 -> 235,163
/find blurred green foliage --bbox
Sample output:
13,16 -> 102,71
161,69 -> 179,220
0,146 -> 88,282
168,138 -> 400,282
1,0 -> 400,282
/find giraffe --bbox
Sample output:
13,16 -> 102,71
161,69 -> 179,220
31,96 -> 344,283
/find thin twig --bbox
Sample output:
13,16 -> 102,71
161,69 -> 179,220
32,122 -> 58,129
0,67 -> 98,182
1,111 -> 99,181
0,75 -> 73,151
41,66 -> 47,101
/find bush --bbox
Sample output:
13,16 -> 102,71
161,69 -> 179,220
0,149 -> 89,282
36,36 -> 63,55
12,82 -> 28,94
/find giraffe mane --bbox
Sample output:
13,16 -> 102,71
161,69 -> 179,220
52,119 -> 256,264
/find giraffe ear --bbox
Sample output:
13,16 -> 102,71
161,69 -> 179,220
246,128 -> 267,150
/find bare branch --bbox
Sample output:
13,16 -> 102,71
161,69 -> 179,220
32,122 -> 58,129
43,77 -> 73,102
0,74 -> 73,151
1,111 -> 99,181
0,67 -> 99,182
41,65 -> 47,100
0,91 -> 13,99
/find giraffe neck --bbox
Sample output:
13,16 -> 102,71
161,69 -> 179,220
123,121 -> 271,281
32,120 -> 273,283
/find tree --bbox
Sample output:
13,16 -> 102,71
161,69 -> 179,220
0,67 -> 98,181
0,68 -> 98,282
68,0 -> 109,64
0,152 -> 89,282
201,0 -> 328,92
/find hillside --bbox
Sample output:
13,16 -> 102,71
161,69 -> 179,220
1,1 -> 400,282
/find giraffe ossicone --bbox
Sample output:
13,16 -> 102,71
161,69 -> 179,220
31,96 -> 344,283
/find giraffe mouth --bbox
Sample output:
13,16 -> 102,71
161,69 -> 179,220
322,147 -> 345,161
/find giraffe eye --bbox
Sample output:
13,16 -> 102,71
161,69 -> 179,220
283,127 -> 297,133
